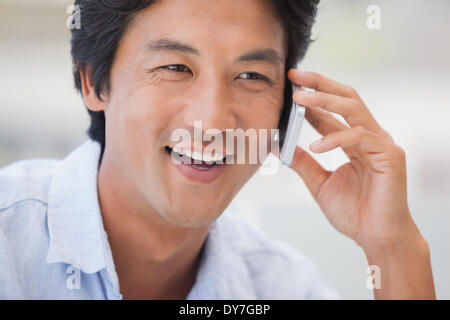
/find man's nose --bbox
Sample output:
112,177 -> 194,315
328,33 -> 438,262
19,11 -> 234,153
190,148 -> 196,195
182,77 -> 237,132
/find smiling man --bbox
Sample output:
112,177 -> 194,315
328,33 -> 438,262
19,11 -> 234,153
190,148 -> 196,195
0,0 -> 435,300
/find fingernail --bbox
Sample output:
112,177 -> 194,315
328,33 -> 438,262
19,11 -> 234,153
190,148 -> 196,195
310,139 -> 322,149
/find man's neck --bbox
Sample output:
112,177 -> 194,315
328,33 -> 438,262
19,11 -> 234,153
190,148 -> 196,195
97,158 -> 210,299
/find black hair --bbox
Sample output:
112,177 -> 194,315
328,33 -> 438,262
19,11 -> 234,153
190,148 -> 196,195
70,0 -> 320,154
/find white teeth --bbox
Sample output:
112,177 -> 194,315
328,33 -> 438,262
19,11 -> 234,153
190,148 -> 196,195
192,151 -> 203,162
173,146 -> 181,154
206,152 -> 224,162
170,147 -> 226,163
203,153 -> 214,165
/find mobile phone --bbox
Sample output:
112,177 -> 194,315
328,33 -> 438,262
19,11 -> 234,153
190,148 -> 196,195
279,84 -> 306,166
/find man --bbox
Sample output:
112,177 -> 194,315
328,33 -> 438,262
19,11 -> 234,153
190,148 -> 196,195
0,0 -> 435,299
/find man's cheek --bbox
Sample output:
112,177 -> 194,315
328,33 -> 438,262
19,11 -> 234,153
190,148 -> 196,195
230,163 -> 259,190
115,115 -> 150,167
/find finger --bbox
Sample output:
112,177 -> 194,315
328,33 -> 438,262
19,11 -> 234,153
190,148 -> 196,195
310,125 -> 388,155
288,69 -> 360,99
294,90 -> 386,136
311,126 -> 406,174
289,146 -> 332,199
305,107 -> 361,159
305,101 -> 349,135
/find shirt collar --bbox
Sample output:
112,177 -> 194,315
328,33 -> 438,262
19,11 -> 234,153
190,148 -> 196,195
46,139 -> 108,274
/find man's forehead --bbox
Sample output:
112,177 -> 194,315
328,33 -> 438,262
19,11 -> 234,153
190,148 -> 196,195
129,0 -> 288,57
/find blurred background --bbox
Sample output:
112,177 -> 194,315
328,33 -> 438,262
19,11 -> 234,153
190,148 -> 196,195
0,0 -> 449,299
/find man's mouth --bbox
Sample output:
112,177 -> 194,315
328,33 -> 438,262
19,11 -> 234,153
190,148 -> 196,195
164,146 -> 230,184
164,146 -> 227,169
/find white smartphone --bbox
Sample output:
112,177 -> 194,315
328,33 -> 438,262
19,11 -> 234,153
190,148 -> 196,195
279,84 -> 306,166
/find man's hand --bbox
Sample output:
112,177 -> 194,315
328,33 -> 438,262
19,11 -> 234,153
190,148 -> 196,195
286,68 -> 435,299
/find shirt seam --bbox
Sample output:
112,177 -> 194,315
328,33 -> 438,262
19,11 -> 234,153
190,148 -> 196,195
0,198 -> 48,214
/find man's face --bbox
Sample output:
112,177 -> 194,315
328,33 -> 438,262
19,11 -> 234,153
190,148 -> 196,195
102,0 -> 287,227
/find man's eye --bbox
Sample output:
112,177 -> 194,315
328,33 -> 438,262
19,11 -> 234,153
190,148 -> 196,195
153,64 -> 192,81
161,64 -> 191,73
238,72 -> 266,81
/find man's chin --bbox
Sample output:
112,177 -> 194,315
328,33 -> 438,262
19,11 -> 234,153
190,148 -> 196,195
161,208 -> 222,228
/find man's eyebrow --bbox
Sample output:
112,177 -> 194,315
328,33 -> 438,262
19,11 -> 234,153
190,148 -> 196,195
145,37 -> 200,55
145,37 -> 284,67
235,49 -> 284,67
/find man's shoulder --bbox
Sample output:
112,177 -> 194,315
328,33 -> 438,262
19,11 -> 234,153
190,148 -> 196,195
0,158 -> 59,211
0,158 -> 60,299
213,211 -> 339,299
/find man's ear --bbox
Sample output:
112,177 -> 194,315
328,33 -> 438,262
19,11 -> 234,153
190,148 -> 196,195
80,67 -> 108,112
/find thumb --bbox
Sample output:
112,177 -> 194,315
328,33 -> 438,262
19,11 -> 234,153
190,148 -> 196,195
289,146 -> 331,199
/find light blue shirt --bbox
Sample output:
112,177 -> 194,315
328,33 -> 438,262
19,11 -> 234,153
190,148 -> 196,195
0,139 -> 338,299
